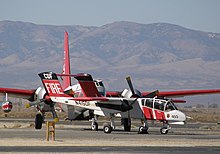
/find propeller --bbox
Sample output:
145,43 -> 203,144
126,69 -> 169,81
125,76 -> 142,98
123,76 -> 160,127
126,76 -> 136,96
143,90 -> 159,98
26,87 -> 59,122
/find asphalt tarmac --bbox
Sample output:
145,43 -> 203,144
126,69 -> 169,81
0,119 -> 220,153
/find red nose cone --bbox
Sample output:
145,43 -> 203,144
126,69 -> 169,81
2,101 -> 13,113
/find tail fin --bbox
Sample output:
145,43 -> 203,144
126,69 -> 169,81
39,72 -> 66,97
62,31 -> 71,90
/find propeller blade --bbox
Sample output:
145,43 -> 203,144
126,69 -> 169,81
144,90 -> 159,98
25,98 -> 46,108
126,76 -> 135,96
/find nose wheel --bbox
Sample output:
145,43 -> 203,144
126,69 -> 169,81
160,124 -> 171,134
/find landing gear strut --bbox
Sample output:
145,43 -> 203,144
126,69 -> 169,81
122,118 -> 131,131
91,116 -> 98,131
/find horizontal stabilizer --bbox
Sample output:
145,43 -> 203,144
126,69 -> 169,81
73,73 -> 101,97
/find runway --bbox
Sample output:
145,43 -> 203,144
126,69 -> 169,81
0,119 -> 220,153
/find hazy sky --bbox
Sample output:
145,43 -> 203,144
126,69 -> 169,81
1,0 -> 220,33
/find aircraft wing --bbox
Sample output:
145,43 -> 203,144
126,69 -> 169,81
0,87 -> 35,100
106,89 -> 220,98
142,89 -> 220,98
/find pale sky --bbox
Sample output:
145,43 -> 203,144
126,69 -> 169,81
0,0 -> 220,33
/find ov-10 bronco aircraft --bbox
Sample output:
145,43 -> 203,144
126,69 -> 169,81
39,71 -> 188,134
1,31 -> 220,133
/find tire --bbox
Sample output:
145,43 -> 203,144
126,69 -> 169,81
91,122 -> 98,131
123,118 -> 131,132
103,124 -> 112,134
35,114 -> 43,129
160,127 -> 168,134
138,126 -> 148,134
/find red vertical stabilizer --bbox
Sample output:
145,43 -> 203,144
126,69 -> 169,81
62,31 -> 71,89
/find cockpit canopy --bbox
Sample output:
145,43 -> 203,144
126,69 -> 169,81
94,79 -> 106,96
141,98 -> 177,111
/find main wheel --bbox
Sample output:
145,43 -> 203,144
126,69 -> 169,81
35,114 -> 43,129
103,123 -> 112,134
160,127 -> 168,134
138,126 -> 148,134
123,118 -> 131,132
91,122 -> 98,131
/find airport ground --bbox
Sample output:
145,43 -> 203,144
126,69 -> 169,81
0,117 -> 220,153
0,108 -> 220,153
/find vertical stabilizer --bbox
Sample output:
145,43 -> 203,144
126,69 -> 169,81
39,72 -> 67,97
62,31 -> 71,89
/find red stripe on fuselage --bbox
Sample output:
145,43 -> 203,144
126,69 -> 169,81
142,107 -> 154,120
142,107 -> 166,120
154,110 -> 165,120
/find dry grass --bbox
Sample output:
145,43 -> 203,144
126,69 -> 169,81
0,107 -> 67,119
181,108 -> 220,123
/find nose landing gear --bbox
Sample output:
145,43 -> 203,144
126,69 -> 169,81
160,123 -> 171,134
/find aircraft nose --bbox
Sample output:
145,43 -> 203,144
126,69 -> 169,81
178,110 -> 186,122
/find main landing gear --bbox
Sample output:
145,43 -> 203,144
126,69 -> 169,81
103,123 -> 113,133
35,113 -> 44,129
91,116 -> 99,131
103,115 -> 115,134
91,115 -> 116,134
122,118 -> 131,132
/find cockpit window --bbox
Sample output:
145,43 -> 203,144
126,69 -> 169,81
142,99 -> 153,108
165,101 -> 177,111
154,100 -> 165,111
94,81 -> 104,87
142,98 -> 177,111
95,81 -> 99,86
99,82 -> 104,87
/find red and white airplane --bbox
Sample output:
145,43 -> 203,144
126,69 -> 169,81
38,71 -> 187,134
1,31 -> 220,133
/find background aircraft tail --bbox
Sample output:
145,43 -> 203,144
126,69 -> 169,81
62,31 -> 71,90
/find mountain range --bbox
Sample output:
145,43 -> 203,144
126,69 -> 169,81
0,20 -> 220,101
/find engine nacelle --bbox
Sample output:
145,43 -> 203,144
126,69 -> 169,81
1,101 -> 13,113
121,88 -> 142,98
34,87 -> 47,101
27,87 -> 54,112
